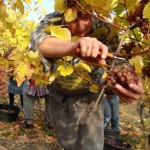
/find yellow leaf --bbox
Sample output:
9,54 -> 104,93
102,71 -> 107,79
49,71 -> 60,83
57,64 -> 73,76
14,62 -> 33,86
45,71 -> 51,78
64,56 -> 73,61
48,17 -> 62,22
50,25 -> 71,41
54,0 -> 67,13
64,8 -> 77,22
124,0 -> 137,12
24,0 -> 31,3
143,2 -> 150,19
28,51 -> 39,59
16,0 -> 24,15
129,55 -> 144,74
74,63 -> 91,73
90,84 -> 99,93
0,20 -> 3,32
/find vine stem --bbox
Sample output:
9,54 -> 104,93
93,86 -> 105,111
74,0 -> 127,30
114,49 -> 150,58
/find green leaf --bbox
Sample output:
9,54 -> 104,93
114,3 -> 125,15
143,2 -> 150,19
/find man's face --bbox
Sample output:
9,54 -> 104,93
64,7 -> 93,37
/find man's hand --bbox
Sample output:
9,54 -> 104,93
72,37 -> 108,65
115,79 -> 144,103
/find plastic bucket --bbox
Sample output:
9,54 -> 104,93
104,135 -> 132,150
0,104 -> 20,122
104,129 -> 120,137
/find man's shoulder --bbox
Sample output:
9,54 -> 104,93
45,11 -> 61,19
40,11 -> 62,24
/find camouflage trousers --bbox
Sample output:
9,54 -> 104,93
49,85 -> 104,150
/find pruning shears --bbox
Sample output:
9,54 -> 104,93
76,48 -> 126,61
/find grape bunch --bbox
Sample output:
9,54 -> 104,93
0,66 -> 7,95
127,0 -> 149,37
135,16 -> 149,35
105,65 -> 140,88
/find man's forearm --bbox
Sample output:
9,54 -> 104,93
38,37 -> 74,58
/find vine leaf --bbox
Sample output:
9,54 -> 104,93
48,17 -> 62,22
57,64 -> 73,76
64,8 -> 77,22
129,55 -> 144,74
90,84 -> 99,93
14,61 -> 33,86
143,2 -> 150,19
74,62 -> 91,73
45,25 -> 71,41
28,51 -> 39,59
102,71 -> 107,79
54,0 -> 67,13
49,71 -> 60,83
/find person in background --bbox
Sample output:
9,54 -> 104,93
104,94 -> 119,131
4,48 -> 23,108
20,80 -> 53,129
8,77 -> 23,108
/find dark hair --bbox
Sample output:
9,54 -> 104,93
66,0 -> 77,7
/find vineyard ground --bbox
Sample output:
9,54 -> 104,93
0,95 -> 149,150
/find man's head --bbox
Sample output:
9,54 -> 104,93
64,6 -> 93,37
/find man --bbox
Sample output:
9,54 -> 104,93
0,1 -> 143,150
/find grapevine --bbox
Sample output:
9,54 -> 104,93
127,0 -> 150,37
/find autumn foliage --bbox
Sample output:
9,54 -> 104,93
0,0 -> 150,103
